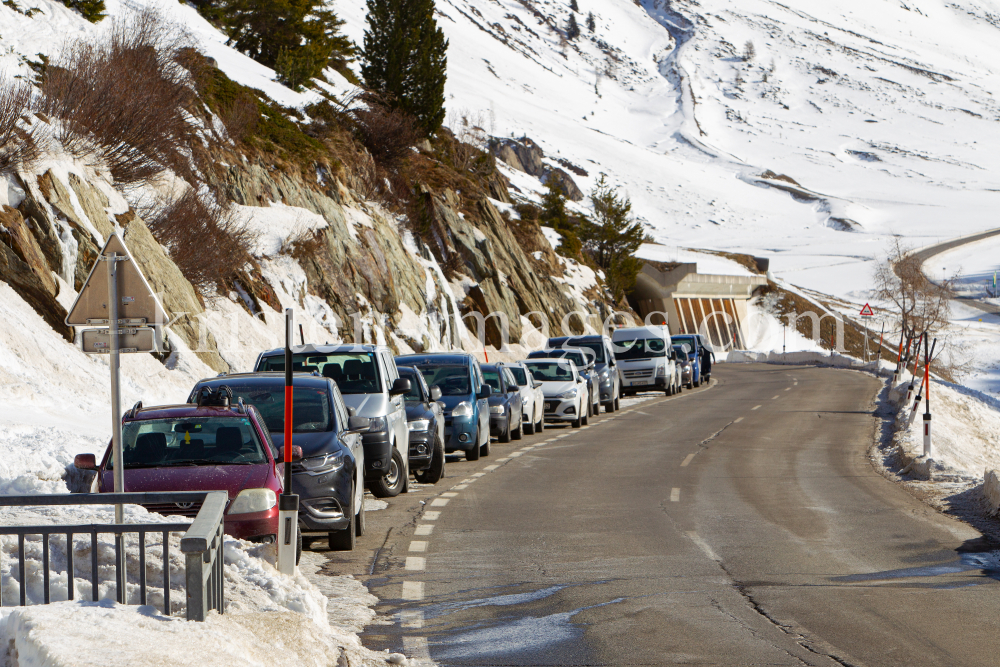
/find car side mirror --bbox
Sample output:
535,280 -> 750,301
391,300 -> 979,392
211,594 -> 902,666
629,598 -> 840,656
532,380 -> 542,389
74,454 -> 97,470
347,415 -> 371,433
278,446 -> 304,463
508,385 -> 519,394
430,385 -> 442,401
347,406 -> 357,417
477,385 -> 492,400
389,378 -> 411,396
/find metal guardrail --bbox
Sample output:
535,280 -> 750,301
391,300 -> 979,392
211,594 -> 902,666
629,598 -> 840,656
0,491 -> 227,621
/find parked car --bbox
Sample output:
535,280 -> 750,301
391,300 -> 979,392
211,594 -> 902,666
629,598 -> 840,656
611,325 -> 678,396
481,364 -> 524,442
73,386 -> 297,556
187,374 -> 369,551
505,361 -> 545,434
527,348 -> 600,417
672,344 -> 692,390
524,359 -> 586,428
394,353 -> 492,460
546,335 -> 621,412
396,366 -> 446,484
671,334 -> 710,388
254,344 -> 411,498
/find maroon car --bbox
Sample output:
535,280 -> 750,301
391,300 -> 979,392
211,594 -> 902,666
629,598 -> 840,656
75,391 -> 290,543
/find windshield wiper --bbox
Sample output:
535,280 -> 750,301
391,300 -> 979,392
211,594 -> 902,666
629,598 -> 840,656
159,459 -> 254,466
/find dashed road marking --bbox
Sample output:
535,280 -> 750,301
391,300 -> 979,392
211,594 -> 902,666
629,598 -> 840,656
484,464 -> 499,471
772,395 -> 780,400
430,498 -> 449,507
509,452 -> 523,458
784,387 -> 791,391
495,458 -> 510,462
405,556 -> 426,571
400,610 -> 424,629
452,484 -> 468,490
402,636 -> 432,665
752,405 -> 761,411
415,525 -> 434,536
440,492 -> 457,498
734,417 -> 743,423
471,472 -> 485,478
686,531 -> 721,562
422,511 -> 440,521
460,478 -> 475,484
681,453 -> 697,467
402,581 -> 424,600
670,488 -> 681,502
409,541 -> 427,552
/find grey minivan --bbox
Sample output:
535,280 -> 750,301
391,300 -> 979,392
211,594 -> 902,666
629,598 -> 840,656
254,344 -> 412,497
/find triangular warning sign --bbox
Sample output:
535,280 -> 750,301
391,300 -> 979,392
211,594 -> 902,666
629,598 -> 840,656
859,303 -> 875,317
65,232 -> 168,326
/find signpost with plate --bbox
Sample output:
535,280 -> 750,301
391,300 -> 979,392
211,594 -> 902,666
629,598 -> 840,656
65,232 -> 167,603
859,303 -> 875,364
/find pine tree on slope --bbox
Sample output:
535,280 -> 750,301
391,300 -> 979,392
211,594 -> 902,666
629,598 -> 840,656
569,0 -> 578,12
565,13 -> 580,40
61,0 -> 106,23
586,12 -> 595,32
362,0 -> 448,136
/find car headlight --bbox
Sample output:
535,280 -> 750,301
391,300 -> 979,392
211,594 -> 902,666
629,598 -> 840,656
451,401 -> 473,418
489,405 -> 505,414
299,451 -> 345,475
556,390 -> 577,399
228,488 -> 277,515
368,416 -> 388,433
656,366 -> 666,377
408,419 -> 431,432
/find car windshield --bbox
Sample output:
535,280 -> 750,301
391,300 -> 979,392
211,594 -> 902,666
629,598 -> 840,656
399,372 -> 423,402
417,365 -> 471,396
482,369 -> 503,393
525,362 -> 573,381
673,344 -> 692,356
258,352 -> 382,394
672,337 -> 698,356
530,349 -> 593,369
565,339 -> 606,363
211,385 -> 333,433
509,367 -> 528,386
111,417 -> 267,469
614,338 -> 667,360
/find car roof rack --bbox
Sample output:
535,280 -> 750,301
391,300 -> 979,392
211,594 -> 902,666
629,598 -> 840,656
196,385 -> 232,407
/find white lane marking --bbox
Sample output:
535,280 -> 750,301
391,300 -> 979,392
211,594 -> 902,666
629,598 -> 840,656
430,498 -> 449,507
484,464 -> 499,471
400,610 -> 424,629
460,478 -> 475,484
495,458 -> 510,462
440,492 -> 457,498
423,511 -> 440,521
794,381 -> 798,386
686,531 -> 721,562
402,636 -> 433,664
636,410 -> 650,416
681,453 -> 697,467
452,484 -> 468,490
509,452 -> 523,458
415,525 -> 434,536
402,581 -> 424,600
471,472 -> 486,478
409,541 -> 427,552
734,417 -> 744,423
751,405 -> 761,411
405,556 -> 426,571
670,488 -> 681,502
772,395 -> 780,400
784,387 -> 791,391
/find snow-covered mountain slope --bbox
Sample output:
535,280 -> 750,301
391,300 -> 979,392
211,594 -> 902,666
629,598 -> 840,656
337,0 -> 1000,301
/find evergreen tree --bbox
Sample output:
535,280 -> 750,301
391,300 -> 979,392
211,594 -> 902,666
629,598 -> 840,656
565,14 -> 580,40
569,0 -> 578,11
540,179 -> 581,255
60,0 -> 106,23
223,0 -> 355,90
586,12 -> 595,32
362,0 -> 448,137
580,176 -> 645,301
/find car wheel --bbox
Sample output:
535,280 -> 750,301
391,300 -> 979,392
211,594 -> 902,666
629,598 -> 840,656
572,413 -> 582,428
537,413 -> 545,432
467,428 -> 481,461
499,414 -> 511,443
369,448 -> 405,498
512,418 -> 523,440
614,394 -> 621,410
415,432 -> 445,484
524,416 -> 535,435
355,489 -> 366,536
694,376 -> 701,388
329,487 -> 357,551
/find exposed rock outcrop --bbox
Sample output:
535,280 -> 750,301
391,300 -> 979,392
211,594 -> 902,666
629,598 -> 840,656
491,137 -> 585,201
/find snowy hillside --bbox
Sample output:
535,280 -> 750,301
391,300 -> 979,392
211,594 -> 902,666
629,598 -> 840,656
338,0 -> 1000,301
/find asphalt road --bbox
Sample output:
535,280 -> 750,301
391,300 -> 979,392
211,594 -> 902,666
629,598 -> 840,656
311,363 -> 1000,666
912,227 -> 1000,317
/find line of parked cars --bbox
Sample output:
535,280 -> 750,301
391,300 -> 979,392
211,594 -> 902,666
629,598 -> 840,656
72,328 -> 713,558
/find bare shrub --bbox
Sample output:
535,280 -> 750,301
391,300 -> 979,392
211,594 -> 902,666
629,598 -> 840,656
742,40 -> 756,62
38,9 -> 195,187
350,93 -> 419,169
0,78 -> 44,173
140,189 -> 257,295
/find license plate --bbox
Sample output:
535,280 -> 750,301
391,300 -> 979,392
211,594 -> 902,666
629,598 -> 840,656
630,379 -> 651,386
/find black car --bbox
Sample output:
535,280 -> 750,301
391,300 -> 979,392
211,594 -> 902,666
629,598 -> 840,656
397,366 -> 446,484
481,364 -> 524,443
188,373 -> 369,551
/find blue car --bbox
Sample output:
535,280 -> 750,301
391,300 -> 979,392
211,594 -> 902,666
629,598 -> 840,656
671,334 -> 712,388
394,354 -> 492,461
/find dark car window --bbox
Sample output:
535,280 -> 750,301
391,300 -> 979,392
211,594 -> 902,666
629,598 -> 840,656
398,370 -> 424,402
259,352 -> 382,394
529,349 -> 594,369
674,344 -> 692,356
200,384 -> 334,433
614,339 -> 667,360
417,365 -> 471,396
672,336 -> 698,354
509,367 -> 528,386
565,338 -> 606,363
111,416 -> 267,469
482,369 -> 504,393
502,368 -> 518,389
525,361 -> 573,381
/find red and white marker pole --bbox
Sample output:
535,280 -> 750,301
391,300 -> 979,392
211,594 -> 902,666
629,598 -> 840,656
278,308 -> 299,575
892,330 -> 904,386
903,333 -> 922,409
923,337 -> 937,458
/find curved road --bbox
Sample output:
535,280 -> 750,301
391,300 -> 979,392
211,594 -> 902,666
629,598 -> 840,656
912,227 -> 1000,317
313,364 -> 1000,666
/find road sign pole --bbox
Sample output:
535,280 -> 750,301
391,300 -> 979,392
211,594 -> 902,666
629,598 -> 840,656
106,250 -> 126,603
277,308 -> 298,575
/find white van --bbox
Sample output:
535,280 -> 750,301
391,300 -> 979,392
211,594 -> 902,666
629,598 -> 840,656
611,325 -> 679,396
